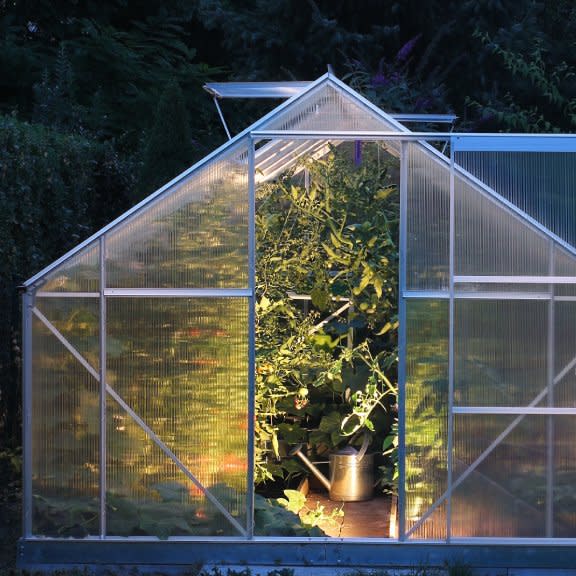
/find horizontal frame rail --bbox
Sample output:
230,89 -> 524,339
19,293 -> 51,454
403,290 -> 576,301
253,130 -> 576,143
455,275 -> 576,284
253,130 -> 453,140
35,292 -> 100,298
36,289 -> 576,301
453,407 -> 576,415
36,289 -> 252,298
103,288 -> 252,297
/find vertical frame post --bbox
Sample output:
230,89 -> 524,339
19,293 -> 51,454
447,138 -> 456,542
246,136 -> 256,539
397,141 -> 408,541
99,236 -> 107,538
22,289 -> 34,538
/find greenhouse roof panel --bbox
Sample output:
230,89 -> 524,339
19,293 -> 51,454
24,73 -> 576,288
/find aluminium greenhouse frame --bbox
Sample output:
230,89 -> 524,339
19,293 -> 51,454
19,73 -> 576,572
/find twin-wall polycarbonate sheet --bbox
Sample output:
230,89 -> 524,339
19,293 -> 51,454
447,143 -> 576,539
452,415 -> 547,537
406,143 -> 450,291
555,244 -> 576,297
28,137 -> 252,539
454,300 -> 548,407
455,150 -> 576,249
106,297 -> 249,536
553,416 -> 576,535
553,300 -> 576,407
106,397 -> 243,537
37,242 -> 100,294
260,83 -> 400,132
454,169 -> 551,277
31,314 -> 100,537
106,140 -> 250,289
34,297 -> 100,372
404,299 -> 449,540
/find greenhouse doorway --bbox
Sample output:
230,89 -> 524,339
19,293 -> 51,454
253,139 -> 401,538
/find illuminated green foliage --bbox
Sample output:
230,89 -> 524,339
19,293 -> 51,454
255,144 -> 399,488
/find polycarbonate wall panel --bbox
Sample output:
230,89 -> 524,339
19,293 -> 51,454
452,415 -> 547,537
407,503 -> 447,540
106,140 -> 249,288
106,398 -> 241,537
261,84 -> 399,132
553,416 -> 576,536
406,143 -> 450,290
37,242 -> 100,293
456,151 -> 576,248
35,298 -> 100,372
106,297 -> 249,535
454,300 -> 548,407
455,173 -> 550,276
555,244 -> 576,298
405,299 -> 449,540
454,283 -> 550,295
553,301 -> 576,407
31,314 -> 100,537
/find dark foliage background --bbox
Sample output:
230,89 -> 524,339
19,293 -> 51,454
0,0 -> 575,563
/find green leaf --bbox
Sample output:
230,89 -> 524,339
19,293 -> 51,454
375,186 -> 396,200
373,275 -> 383,299
375,320 -> 399,335
259,295 -> 271,310
329,231 -> 342,248
321,242 -> 349,265
152,482 -> 188,502
271,432 -> 280,459
353,266 -> 372,295
319,411 -> 343,433
277,489 -> 306,514
310,285 -> 331,311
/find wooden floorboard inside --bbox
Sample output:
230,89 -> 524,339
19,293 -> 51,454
301,489 -> 395,538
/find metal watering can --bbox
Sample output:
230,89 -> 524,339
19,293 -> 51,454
290,434 -> 374,502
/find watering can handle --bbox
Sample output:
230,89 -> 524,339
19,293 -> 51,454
357,431 -> 371,461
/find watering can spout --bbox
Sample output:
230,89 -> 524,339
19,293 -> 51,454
289,444 -> 331,491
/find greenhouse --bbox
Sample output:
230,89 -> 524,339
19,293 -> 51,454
19,73 -> 576,572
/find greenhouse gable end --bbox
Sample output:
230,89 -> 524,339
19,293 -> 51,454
20,74 -> 576,573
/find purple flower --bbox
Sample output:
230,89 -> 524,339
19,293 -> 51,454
371,72 -> 389,87
415,97 -> 432,111
396,34 -> 421,62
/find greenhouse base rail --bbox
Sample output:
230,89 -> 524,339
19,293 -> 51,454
18,538 -> 576,573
